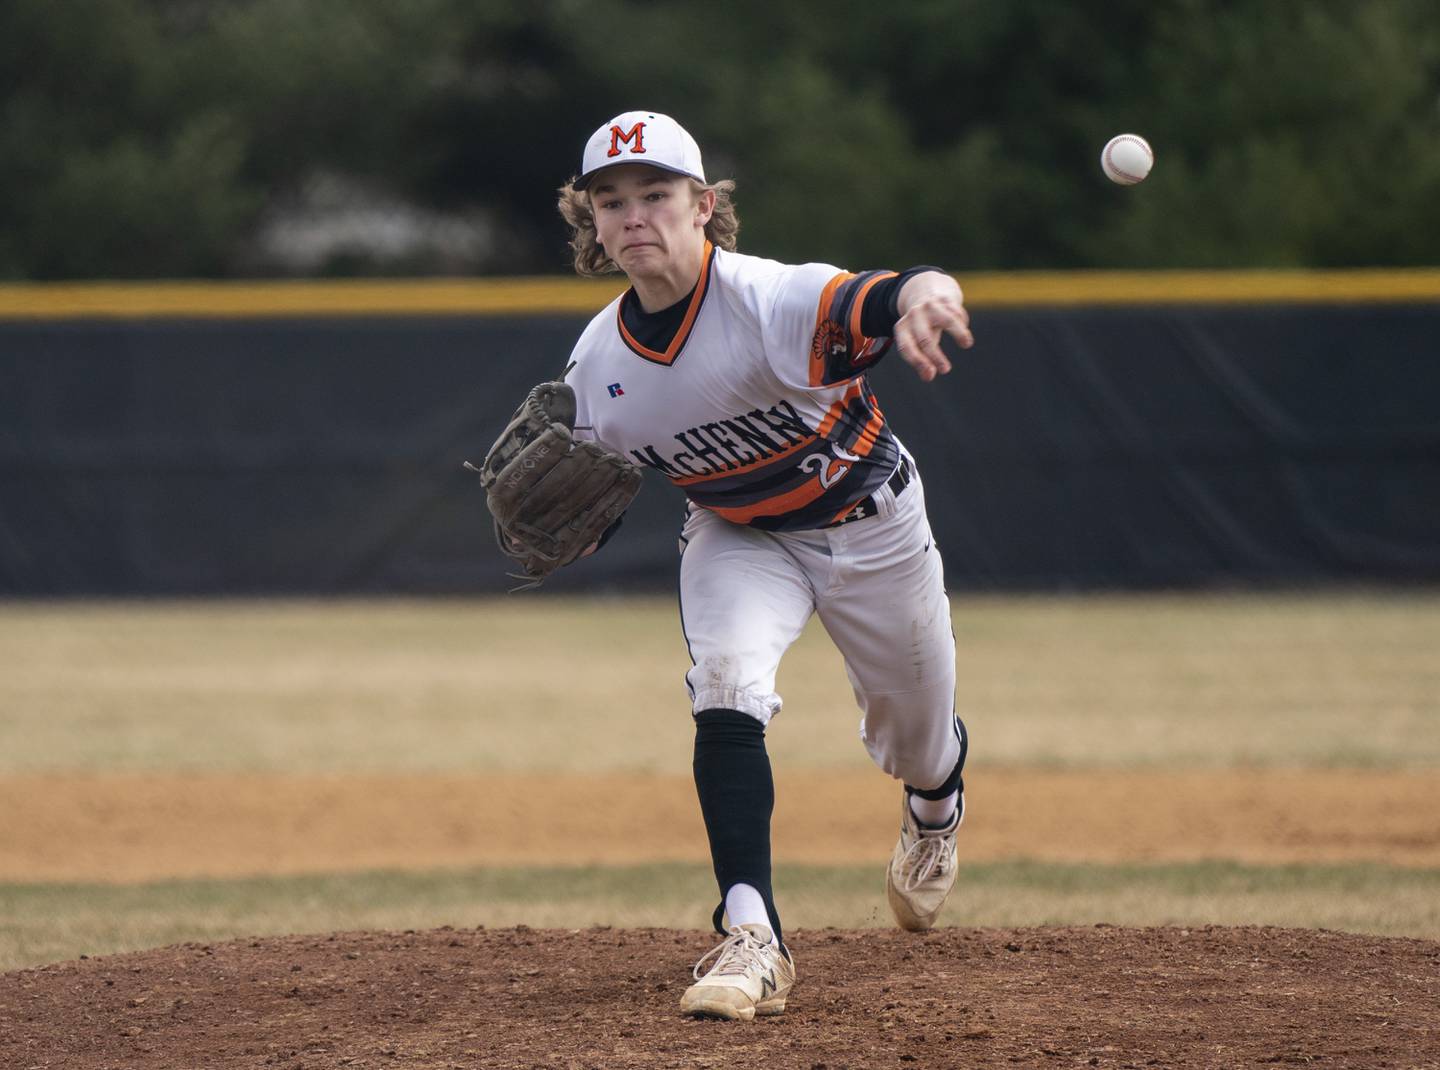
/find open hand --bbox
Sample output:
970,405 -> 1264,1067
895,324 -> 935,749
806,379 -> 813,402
894,272 -> 974,382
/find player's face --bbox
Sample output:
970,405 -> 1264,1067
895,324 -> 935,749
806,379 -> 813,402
588,165 -> 714,284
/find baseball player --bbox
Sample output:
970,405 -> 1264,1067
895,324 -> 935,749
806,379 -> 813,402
557,111 -> 973,1021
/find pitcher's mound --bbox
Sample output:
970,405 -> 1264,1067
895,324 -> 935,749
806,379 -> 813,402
3,925 -> 1435,1069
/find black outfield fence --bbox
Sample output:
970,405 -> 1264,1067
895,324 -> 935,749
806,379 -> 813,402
2,274 -> 1438,594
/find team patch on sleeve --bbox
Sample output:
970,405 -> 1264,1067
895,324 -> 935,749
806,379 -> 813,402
809,270 -> 897,387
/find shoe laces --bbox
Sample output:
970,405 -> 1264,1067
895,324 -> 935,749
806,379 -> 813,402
692,926 -> 770,981
899,828 -> 954,892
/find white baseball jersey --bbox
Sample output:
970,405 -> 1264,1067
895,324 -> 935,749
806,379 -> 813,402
565,241 -> 963,793
567,242 -> 904,529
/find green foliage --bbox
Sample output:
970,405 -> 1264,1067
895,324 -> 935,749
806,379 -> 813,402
2,0 -> 1437,277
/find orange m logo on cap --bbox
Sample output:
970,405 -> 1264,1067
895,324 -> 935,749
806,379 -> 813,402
607,122 -> 647,158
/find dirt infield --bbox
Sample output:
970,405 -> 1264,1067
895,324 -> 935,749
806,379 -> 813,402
4,768 -> 1438,882
6,766 -> 1436,1063
2,925 -> 1436,1069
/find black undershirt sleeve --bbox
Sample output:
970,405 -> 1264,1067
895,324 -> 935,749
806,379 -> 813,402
858,266 -> 949,339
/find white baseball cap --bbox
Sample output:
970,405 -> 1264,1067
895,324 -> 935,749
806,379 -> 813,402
573,110 -> 705,190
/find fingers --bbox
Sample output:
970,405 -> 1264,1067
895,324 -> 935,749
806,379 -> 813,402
895,323 -> 946,380
946,291 -> 975,349
894,292 -> 973,382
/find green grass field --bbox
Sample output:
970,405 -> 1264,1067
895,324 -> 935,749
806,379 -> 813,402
4,861 -> 1437,973
1,592 -> 1437,970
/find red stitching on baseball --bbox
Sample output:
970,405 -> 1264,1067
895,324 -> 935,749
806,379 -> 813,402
1105,136 -> 1151,183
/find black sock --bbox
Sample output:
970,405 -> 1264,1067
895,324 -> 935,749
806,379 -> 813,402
692,707 -> 783,947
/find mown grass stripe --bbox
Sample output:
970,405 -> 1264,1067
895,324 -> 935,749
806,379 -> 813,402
4,861 -> 1436,972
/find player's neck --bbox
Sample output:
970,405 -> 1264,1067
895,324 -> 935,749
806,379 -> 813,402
628,245 -> 707,313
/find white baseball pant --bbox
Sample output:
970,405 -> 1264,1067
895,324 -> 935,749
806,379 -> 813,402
677,458 -> 961,792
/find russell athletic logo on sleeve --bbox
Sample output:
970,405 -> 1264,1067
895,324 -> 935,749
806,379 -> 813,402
608,383 -> 625,397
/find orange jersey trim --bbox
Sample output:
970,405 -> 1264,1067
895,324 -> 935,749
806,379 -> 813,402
809,272 -> 854,387
704,475 -> 830,524
815,381 -> 863,438
809,270 -> 897,386
616,241 -> 714,366
847,271 -> 894,354
815,380 -> 885,457
851,408 -> 883,456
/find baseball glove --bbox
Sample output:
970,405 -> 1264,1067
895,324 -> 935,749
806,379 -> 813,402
467,380 -> 643,589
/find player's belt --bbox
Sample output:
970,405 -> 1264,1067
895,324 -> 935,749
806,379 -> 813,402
829,456 -> 914,527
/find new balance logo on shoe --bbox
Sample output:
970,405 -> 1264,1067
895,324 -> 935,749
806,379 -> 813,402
679,924 -> 796,1022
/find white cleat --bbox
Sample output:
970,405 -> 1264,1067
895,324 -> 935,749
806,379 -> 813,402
679,924 -> 796,1021
886,792 -> 964,931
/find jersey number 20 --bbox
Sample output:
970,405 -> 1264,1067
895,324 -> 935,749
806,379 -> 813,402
799,444 -> 860,488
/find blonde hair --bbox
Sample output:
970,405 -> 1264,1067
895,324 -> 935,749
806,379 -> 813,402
556,177 -> 739,277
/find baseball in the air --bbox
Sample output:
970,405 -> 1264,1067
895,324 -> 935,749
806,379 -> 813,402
1101,134 -> 1154,185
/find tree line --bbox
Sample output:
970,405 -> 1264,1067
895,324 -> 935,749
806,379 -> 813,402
3,0 -> 1437,279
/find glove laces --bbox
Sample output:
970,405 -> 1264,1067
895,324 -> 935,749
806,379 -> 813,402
504,571 -> 545,592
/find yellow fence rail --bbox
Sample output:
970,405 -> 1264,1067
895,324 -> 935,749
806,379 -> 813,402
2,269 -> 1439,320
